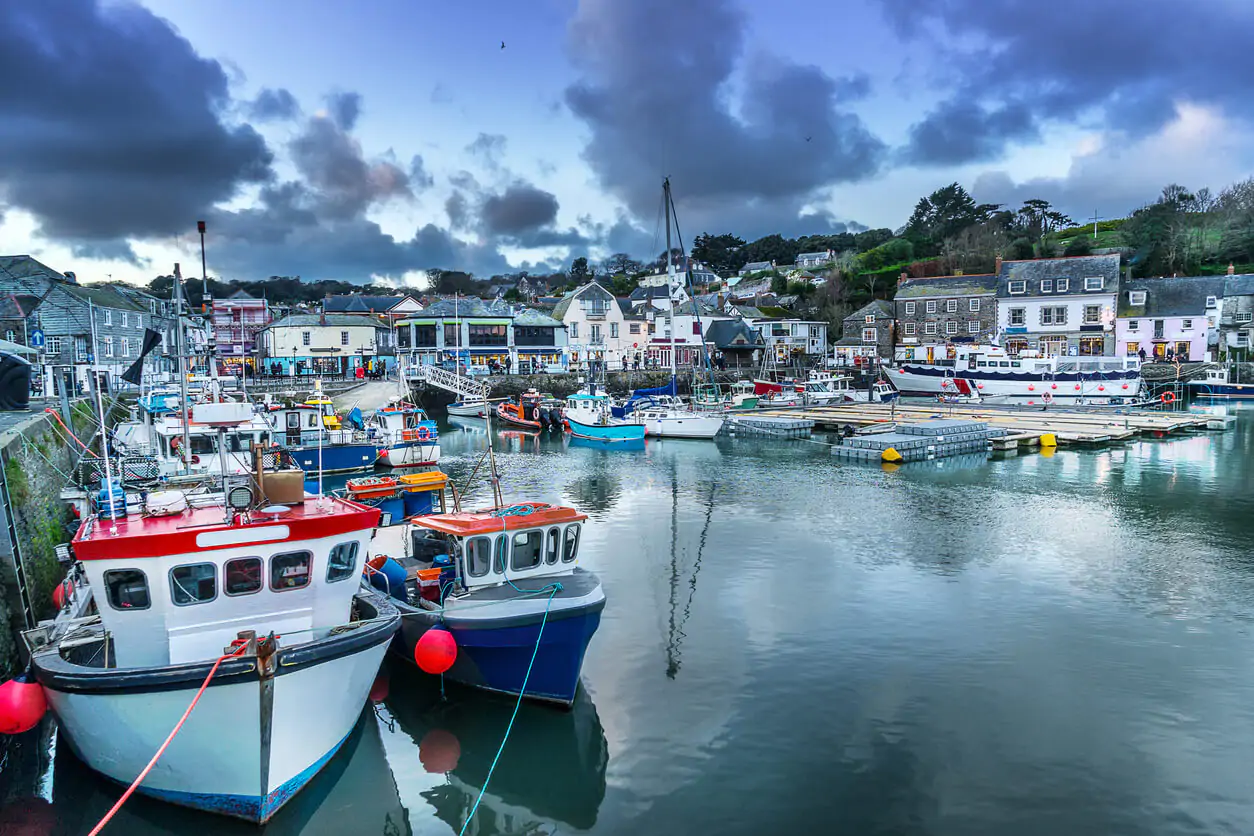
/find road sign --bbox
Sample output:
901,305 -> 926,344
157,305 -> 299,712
29,329 -> 44,349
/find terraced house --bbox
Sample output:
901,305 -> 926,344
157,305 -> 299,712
894,272 -> 998,355
995,254 -> 1121,356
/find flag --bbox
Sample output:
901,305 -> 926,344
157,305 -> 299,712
121,328 -> 163,385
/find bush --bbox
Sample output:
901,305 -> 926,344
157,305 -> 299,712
1064,236 -> 1093,256
1010,238 -> 1035,260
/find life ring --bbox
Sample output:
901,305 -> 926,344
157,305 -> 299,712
416,426 -> 431,442
1161,391 -> 1176,404
1042,391 -> 1053,403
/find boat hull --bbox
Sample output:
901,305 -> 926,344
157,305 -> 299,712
33,594 -> 398,823
377,440 -> 440,467
883,365 -> 1142,400
289,443 -> 380,475
1190,382 -> 1254,399
566,418 -> 646,443
394,570 -> 605,705
637,414 -> 724,439
447,401 -> 490,418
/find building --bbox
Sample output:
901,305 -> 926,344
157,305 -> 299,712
751,313 -> 829,364
636,259 -> 720,290
894,273 -> 998,353
705,319 -> 767,369
0,255 -> 175,394
996,254 -> 1121,356
642,300 -> 732,369
552,282 -> 634,367
258,313 -> 388,377
833,299 -> 894,365
738,260 -> 775,277
323,294 -> 423,320
395,298 -> 567,373
1219,268 -> 1254,355
1116,276 -> 1224,361
795,250 -> 836,269
211,291 -> 271,373
627,283 -> 689,311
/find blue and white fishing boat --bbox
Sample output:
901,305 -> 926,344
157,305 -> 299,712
378,503 -> 604,706
1189,366 -> 1254,400
365,400 -> 440,467
563,394 -> 646,444
342,468 -> 449,528
267,397 -> 379,476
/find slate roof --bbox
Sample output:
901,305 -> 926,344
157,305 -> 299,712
740,260 -> 774,274
263,313 -> 388,330
730,305 -> 765,319
0,255 -> 65,282
844,299 -> 895,322
1117,276 -> 1226,318
895,274 -> 998,299
669,299 -> 720,316
797,251 -> 832,260
323,294 -> 410,313
706,319 -> 766,350
511,308 -> 564,327
629,285 -> 673,302
401,297 -> 512,320
551,282 -> 613,320
1223,274 -> 1254,297
66,282 -> 147,312
997,254 -> 1121,298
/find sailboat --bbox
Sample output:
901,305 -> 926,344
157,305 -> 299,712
444,293 -> 492,418
629,179 -> 724,440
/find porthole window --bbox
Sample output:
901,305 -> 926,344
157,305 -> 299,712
545,528 -> 561,564
225,557 -> 262,596
563,524 -> 581,563
271,551 -> 312,591
511,530 -> 543,571
104,569 -> 150,610
170,562 -> 216,605
327,542 -> 358,583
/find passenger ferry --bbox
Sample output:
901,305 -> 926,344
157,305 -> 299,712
883,344 -> 1143,402
24,437 -> 399,822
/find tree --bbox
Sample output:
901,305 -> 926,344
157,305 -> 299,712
904,183 -> 998,255
603,252 -> 642,276
1063,236 -> 1093,257
691,233 -> 745,274
1015,199 -> 1074,244
1218,177 -> 1254,265
569,256 -> 591,283
1010,238 -> 1035,260
770,273 -> 788,294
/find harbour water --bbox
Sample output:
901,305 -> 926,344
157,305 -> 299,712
26,409 -> 1254,835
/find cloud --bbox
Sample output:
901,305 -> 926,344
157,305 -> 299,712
563,0 -> 884,233
248,87 -> 301,122
68,239 -> 147,266
481,184 -> 560,236
465,133 -> 508,170
878,0 -> 1254,164
287,111 -> 413,219
325,91 -> 362,131
0,0 -> 272,243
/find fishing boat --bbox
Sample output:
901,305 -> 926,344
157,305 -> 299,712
1188,366 -> 1254,400
496,390 -> 561,432
267,390 -> 379,476
23,441 -> 399,823
378,502 -> 604,705
366,400 -> 440,467
564,394 -> 647,443
883,344 -> 1143,402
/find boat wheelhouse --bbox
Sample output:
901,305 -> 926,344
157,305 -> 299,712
382,503 -> 604,705
565,394 -> 646,443
366,401 -> 440,468
267,399 -> 379,475
1188,366 -> 1254,400
883,344 -> 1143,402
497,390 -> 561,432
113,391 -> 273,479
25,493 -> 399,823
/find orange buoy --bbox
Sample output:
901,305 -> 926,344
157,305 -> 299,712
1028,384 -> 1035,391
419,729 -> 461,773
0,675 -> 47,735
414,627 -> 457,674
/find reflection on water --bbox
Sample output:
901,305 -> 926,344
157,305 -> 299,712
24,410 -> 1254,835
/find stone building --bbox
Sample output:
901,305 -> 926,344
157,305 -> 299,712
894,273 -> 998,353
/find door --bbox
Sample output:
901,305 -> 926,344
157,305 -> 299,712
285,412 -> 301,446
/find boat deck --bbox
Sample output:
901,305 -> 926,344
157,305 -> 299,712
754,402 -> 1220,453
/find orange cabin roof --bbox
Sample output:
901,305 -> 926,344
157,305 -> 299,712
412,503 -> 587,537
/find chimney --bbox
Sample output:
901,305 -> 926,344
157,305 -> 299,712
899,271 -> 908,285
954,269 -> 964,277
1228,263 -> 1236,275
995,256 -> 1003,274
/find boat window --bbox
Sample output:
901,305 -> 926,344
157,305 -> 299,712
271,551 -> 313,591
466,536 -> 492,577
999,361 -> 1010,368
225,557 -> 262,596
976,361 -> 986,367
1011,361 -> 1021,368
104,569 -> 150,610
327,542 -> 359,583
563,524 -> 581,562
512,529 -> 543,571
170,562 -> 217,605
546,527 -> 561,564
494,535 -> 508,574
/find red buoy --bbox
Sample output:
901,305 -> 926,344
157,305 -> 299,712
51,583 -> 66,611
1051,383 -> 1057,389
1028,384 -> 1035,391
0,676 -> 47,735
414,628 -> 457,674
1098,385 -> 1106,391
1074,384 -> 1081,391
369,672 -> 389,703
419,729 -> 461,773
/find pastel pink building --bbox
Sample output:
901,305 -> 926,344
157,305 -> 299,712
1115,276 -> 1224,361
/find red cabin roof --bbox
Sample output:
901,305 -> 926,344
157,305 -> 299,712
73,497 -> 380,561
412,503 -> 587,537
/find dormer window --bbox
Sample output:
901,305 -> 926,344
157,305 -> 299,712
1008,281 -> 1026,295
1040,280 -> 1053,293
1084,277 -> 1104,291
1129,291 -> 1147,305
1206,295 -> 1218,307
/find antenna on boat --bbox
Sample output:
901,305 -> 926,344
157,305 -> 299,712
88,299 -> 120,533
172,264 -> 192,471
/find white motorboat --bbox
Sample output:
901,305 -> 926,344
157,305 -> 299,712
447,399 -> 491,418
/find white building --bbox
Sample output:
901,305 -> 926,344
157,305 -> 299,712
552,282 -> 635,367
258,313 -> 387,376
996,255 -> 1121,356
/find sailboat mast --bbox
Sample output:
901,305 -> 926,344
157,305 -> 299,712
665,178 -> 677,388
173,264 -> 192,469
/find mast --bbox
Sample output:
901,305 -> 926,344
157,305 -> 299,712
88,299 -> 119,530
665,177 -> 677,393
173,264 -> 192,470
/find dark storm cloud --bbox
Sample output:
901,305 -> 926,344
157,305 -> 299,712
563,0 -> 884,227
248,87 -> 301,122
480,184 -> 560,236
287,113 -> 413,220
68,240 -> 146,265
878,0 -> 1254,164
0,0 -> 272,243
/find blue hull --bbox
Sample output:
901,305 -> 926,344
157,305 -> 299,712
566,418 -> 646,443
290,443 -> 379,475
1191,383 -> 1254,399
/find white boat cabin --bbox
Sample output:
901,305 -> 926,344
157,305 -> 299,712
70,495 -> 379,667
114,397 -> 273,477
408,503 -> 587,592
898,343 -> 1140,374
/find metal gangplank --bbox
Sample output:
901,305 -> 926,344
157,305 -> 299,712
413,364 -> 491,401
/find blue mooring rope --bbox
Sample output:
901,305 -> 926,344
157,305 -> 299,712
457,584 -> 560,836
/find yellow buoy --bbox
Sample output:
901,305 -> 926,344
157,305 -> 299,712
1039,432 -> 1058,448
881,461 -> 901,472
881,447 -> 903,463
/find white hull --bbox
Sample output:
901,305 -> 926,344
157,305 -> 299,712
883,366 -> 1142,401
44,637 -> 389,822
636,412 -> 725,439
447,401 -> 490,418
378,442 -> 440,467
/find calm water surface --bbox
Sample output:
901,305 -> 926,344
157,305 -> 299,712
34,409 -> 1254,834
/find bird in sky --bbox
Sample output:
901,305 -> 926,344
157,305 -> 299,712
501,40 -> 506,49
805,136 -> 812,142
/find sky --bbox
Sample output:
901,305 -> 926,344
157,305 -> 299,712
2,0 -> 1252,288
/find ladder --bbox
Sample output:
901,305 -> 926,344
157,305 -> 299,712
414,364 -> 491,401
